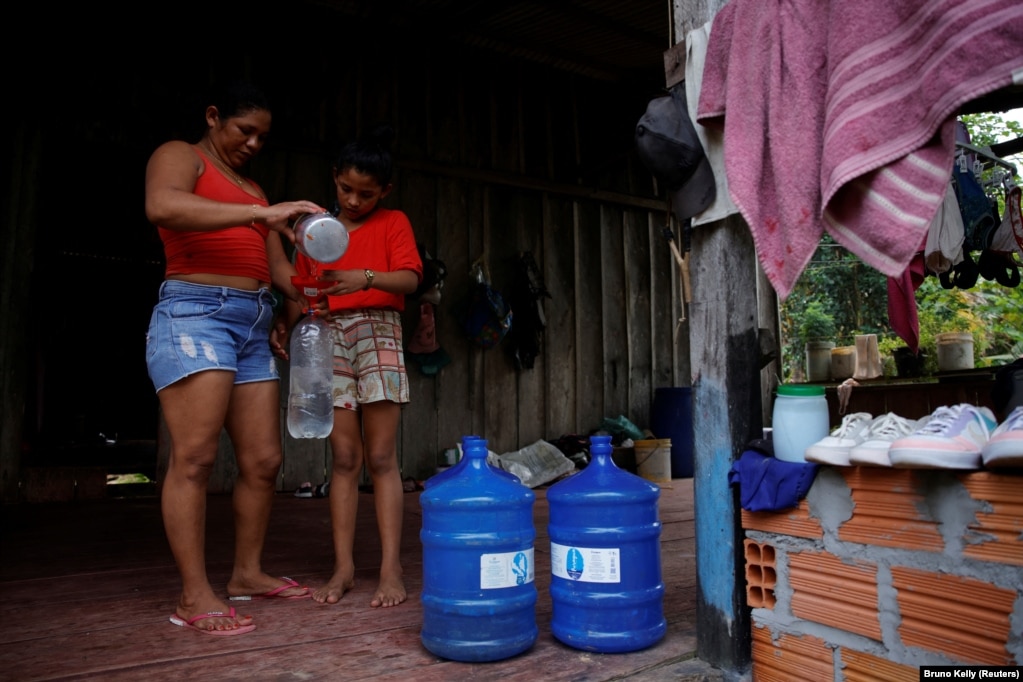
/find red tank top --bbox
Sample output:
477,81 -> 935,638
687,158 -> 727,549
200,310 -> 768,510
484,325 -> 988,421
158,149 -> 271,281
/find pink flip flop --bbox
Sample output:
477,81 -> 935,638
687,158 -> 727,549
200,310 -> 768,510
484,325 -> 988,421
229,576 -> 310,601
169,607 -> 256,636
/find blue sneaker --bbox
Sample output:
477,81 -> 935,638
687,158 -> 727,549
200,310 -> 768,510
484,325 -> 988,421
981,406 -> 1023,468
889,404 -> 997,469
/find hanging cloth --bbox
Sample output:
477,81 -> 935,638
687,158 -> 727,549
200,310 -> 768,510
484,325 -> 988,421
924,181 -> 965,275
886,236 -> 927,354
989,179 -> 1023,257
952,154 -> 998,252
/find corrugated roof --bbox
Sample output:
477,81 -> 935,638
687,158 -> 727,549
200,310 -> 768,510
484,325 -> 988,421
305,0 -> 672,84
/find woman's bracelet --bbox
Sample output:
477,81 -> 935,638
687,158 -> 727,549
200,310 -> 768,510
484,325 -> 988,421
250,204 -> 258,227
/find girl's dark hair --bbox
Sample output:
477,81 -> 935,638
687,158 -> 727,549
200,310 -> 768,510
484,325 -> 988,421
335,125 -> 396,186
211,80 -> 270,119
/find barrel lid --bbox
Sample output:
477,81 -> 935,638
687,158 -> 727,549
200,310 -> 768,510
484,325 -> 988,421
776,384 -> 825,397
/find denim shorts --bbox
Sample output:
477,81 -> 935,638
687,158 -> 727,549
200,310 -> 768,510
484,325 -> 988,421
145,280 -> 279,393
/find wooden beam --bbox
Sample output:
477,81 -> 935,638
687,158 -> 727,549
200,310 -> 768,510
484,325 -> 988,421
664,42 -> 687,89
398,158 -> 664,212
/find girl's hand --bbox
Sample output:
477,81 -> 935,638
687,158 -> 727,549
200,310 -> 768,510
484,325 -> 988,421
312,299 -> 332,318
320,269 -> 368,296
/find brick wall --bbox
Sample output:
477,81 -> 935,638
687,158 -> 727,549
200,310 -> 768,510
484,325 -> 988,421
741,467 -> 1022,679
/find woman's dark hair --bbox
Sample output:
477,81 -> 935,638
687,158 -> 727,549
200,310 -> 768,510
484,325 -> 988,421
335,125 -> 396,186
211,80 -> 270,119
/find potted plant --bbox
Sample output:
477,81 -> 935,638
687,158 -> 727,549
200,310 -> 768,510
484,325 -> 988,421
799,302 -> 836,382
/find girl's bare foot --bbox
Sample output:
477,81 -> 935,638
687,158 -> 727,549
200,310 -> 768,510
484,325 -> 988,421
371,568 -> 406,608
312,568 -> 356,604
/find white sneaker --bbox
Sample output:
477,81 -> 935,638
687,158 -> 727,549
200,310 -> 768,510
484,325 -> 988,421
805,412 -> 873,466
848,413 -> 921,467
981,406 -> 1023,468
889,404 -> 997,469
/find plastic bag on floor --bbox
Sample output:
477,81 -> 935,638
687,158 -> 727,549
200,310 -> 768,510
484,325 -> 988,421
490,439 -> 577,488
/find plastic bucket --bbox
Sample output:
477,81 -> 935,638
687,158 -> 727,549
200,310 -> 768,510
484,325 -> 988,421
936,332 -> 974,372
634,439 -> 671,483
831,346 -> 856,380
772,384 -> 829,463
805,341 -> 835,382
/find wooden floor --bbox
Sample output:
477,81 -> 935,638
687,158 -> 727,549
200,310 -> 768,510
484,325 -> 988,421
0,477 -> 698,682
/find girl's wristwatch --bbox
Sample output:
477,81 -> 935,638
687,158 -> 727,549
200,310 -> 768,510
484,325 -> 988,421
363,269 -> 375,290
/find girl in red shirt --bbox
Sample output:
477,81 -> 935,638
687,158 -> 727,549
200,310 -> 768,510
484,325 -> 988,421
292,126 -> 423,608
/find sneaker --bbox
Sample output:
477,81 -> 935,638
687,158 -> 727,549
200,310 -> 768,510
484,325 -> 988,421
888,404 -> 997,469
981,406 -> 1023,468
848,413 -> 921,467
805,412 -> 873,465
293,482 -> 314,498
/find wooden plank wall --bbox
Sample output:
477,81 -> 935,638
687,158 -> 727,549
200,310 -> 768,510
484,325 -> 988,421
254,34 -> 691,488
8,3 -> 690,496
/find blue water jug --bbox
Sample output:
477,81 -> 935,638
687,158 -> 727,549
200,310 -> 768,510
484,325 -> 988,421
424,435 -> 521,489
547,434 -> 666,652
420,438 -> 538,661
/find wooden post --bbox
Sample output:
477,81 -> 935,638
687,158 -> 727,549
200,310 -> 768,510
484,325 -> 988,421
689,214 -> 757,671
671,1 -> 758,671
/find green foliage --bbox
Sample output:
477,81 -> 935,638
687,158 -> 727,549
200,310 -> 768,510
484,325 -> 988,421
779,235 -> 889,379
778,112 -> 1023,381
798,302 -> 836,342
960,112 -> 1023,147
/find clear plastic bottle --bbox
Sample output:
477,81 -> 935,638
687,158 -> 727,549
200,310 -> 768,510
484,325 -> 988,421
287,311 -> 335,439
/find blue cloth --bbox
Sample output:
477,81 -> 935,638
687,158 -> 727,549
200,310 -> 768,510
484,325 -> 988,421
728,449 -> 819,512
953,163 -> 996,251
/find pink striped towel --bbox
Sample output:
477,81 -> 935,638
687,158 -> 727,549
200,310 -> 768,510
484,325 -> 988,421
697,0 -> 1023,299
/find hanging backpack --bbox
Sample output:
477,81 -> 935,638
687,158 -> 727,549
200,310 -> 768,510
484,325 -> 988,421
463,257 -> 513,349
505,251 -> 551,370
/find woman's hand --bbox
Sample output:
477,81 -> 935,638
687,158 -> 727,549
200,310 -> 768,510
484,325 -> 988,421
269,318 -> 290,361
259,201 -> 326,244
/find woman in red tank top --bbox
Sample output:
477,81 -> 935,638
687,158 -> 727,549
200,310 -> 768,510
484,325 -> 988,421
144,81 -> 325,636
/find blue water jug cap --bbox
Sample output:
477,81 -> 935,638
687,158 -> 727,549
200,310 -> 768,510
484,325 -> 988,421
777,384 -> 825,397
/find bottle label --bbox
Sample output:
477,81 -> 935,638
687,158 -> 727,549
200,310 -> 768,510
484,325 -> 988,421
479,548 -> 534,589
550,542 -> 622,583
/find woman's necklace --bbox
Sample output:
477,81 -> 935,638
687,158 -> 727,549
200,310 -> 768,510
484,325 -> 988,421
199,142 -> 247,187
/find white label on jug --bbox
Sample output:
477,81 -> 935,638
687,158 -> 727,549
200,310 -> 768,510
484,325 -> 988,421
550,542 -> 621,583
479,548 -> 535,589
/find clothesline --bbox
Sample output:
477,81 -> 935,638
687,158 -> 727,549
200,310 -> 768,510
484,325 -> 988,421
956,141 -> 1017,176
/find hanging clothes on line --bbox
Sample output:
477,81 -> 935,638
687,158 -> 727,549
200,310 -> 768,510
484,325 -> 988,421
890,126 -> 1021,351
